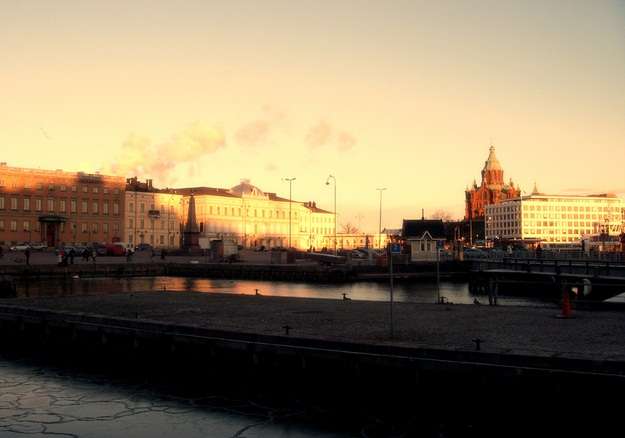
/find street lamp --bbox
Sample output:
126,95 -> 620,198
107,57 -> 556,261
376,188 -> 386,249
283,177 -> 296,249
326,175 -> 337,255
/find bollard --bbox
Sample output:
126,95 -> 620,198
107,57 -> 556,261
472,338 -> 483,351
556,286 -> 573,319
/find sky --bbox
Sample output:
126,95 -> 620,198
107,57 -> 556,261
2,0 -> 624,232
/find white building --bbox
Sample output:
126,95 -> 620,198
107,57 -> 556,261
485,192 -> 625,246
124,178 -> 184,248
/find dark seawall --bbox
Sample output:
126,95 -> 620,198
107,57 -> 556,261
0,303 -> 622,435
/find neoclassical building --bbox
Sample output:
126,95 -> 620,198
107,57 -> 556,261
465,146 -> 520,221
177,180 -> 335,250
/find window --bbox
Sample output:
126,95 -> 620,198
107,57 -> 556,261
103,202 -> 109,215
160,235 -> 164,245
113,223 -> 119,233
129,219 -> 134,228
93,187 -> 99,193
82,186 -> 88,193
103,223 -> 109,234
0,220 -> 3,231
92,223 -> 98,233
71,186 -> 77,192
140,203 -> 145,213
23,198 -> 30,211
71,199 -> 77,213
81,223 -> 87,233
59,199 -> 66,212
10,197 -> 17,210
140,219 -> 144,229
47,198 -> 54,212
60,185 -> 66,192
113,201 -> 119,215
92,201 -> 99,214
0,197 -> 3,209
81,200 -> 88,214
35,199 -> 42,211
129,202 -> 134,212
10,220 -> 17,232
23,221 -> 30,231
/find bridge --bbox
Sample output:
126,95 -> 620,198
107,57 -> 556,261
467,256 -> 625,302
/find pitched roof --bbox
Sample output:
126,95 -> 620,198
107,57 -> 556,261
172,187 -> 239,198
402,219 -> 445,239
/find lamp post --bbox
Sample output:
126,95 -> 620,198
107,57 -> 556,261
283,177 -> 296,249
326,175 -> 337,255
376,188 -> 386,249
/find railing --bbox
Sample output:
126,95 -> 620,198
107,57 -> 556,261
470,257 -> 625,278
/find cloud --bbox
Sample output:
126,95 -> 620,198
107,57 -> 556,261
235,106 -> 285,147
106,121 -> 225,183
264,163 -> 278,172
305,120 -> 357,151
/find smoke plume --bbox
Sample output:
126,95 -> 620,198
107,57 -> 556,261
107,122 -> 225,183
305,120 -> 356,151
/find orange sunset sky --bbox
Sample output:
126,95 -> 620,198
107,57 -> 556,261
2,0 -> 624,232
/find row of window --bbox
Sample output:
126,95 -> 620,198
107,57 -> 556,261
128,219 -> 177,231
0,197 -> 120,215
0,220 -> 120,234
0,182 -> 120,194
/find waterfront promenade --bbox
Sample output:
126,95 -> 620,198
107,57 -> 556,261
4,292 -> 625,365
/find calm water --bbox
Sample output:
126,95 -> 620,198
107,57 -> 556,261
14,276 -> 554,307
0,354 -> 354,438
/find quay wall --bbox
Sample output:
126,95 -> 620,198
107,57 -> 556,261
0,303 -> 623,424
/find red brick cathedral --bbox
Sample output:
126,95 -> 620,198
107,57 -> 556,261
465,146 -> 520,221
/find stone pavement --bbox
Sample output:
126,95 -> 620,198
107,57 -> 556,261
5,292 -> 625,364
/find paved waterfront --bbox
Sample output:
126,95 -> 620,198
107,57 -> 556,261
5,292 -> 625,364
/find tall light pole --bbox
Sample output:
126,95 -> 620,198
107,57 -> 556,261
283,177 -> 296,249
326,175 -> 337,255
376,188 -> 386,249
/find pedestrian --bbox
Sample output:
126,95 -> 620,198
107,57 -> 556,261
25,248 -> 31,266
0,246 -> 3,259
160,248 -> 166,261
535,243 -> 543,259
57,250 -> 63,266
488,277 -> 498,306
69,249 -> 75,265
91,249 -> 97,263
126,248 -> 133,262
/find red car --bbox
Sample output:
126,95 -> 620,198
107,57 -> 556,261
105,243 -> 126,256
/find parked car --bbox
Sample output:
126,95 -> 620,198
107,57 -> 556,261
9,243 -> 31,251
30,242 -> 47,251
136,243 -> 153,251
105,243 -> 126,256
463,248 -> 485,258
91,243 -> 108,256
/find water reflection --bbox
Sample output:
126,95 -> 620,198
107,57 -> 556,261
0,355 -> 353,438
14,277 -> 552,307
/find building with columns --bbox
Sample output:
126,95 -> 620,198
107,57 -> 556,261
177,180 -> 335,250
0,163 -> 125,247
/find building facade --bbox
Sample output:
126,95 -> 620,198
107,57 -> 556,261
465,146 -> 520,221
485,193 -> 625,246
123,178 -> 183,248
0,163 -> 125,247
402,219 -> 446,261
176,180 -> 335,251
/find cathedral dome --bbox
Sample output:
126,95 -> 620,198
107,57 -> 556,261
483,146 -> 502,171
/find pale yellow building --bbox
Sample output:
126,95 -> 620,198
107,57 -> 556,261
177,180 -> 335,250
123,178 -> 184,248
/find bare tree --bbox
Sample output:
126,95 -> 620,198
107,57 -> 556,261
429,209 -> 454,222
341,222 -> 360,234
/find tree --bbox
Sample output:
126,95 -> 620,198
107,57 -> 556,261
429,209 -> 454,222
341,222 -> 360,234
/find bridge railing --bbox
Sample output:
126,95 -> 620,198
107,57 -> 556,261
470,257 -> 625,277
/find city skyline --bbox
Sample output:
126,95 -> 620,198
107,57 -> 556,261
2,0 -> 624,232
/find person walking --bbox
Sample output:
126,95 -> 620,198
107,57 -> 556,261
25,248 -> 31,266
160,248 -> 166,261
69,248 -> 75,265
